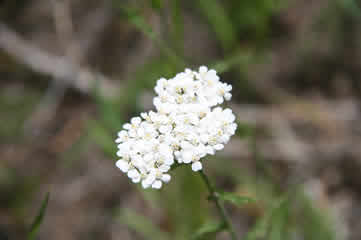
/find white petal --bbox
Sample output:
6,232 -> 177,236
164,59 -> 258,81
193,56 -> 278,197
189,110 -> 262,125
137,128 -> 145,137
117,130 -> 127,138
159,164 -> 171,172
141,180 -> 151,189
208,69 -> 217,76
161,174 -> 171,183
116,160 -> 129,172
191,161 -> 202,171
143,153 -> 153,162
152,180 -> 162,189
206,146 -> 215,155
164,155 -> 174,165
224,93 -> 232,101
128,129 -> 137,137
199,66 -> 208,73
159,125 -> 171,134
116,150 -> 124,157
131,117 -> 141,125
182,151 -> 193,164
144,173 -> 156,185
140,112 -> 148,119
214,144 -> 224,151
128,169 -> 139,179
200,134 -> 209,143
223,108 -> 232,115
220,135 -> 230,143
132,175 -> 141,183
164,158 -> 174,166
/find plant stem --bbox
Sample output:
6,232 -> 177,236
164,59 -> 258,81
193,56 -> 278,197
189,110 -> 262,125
199,170 -> 238,240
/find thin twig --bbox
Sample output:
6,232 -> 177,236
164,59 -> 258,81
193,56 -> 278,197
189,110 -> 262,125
0,22 -> 119,97
52,0 -> 80,63
24,0 -> 76,136
199,170 -> 238,240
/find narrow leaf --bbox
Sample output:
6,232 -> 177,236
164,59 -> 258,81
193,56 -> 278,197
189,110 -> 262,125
27,192 -> 50,240
192,221 -> 226,240
119,208 -> 169,240
211,50 -> 252,74
244,212 -> 270,240
217,191 -> 255,207
119,7 -> 156,40
196,0 -> 237,52
114,6 -> 185,67
268,198 -> 290,240
170,0 -> 184,53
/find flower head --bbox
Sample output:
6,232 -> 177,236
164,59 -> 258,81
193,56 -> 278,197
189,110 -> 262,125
115,66 -> 237,189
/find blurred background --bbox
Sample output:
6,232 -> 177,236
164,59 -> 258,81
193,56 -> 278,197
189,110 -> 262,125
1,0 -> 361,239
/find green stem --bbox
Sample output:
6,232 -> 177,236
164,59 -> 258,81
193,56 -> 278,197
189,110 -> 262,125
199,170 -> 238,240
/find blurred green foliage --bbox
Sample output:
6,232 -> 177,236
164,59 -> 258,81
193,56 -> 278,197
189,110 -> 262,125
0,0 -> 343,239
0,86 -> 43,141
119,208 -> 170,240
217,191 -> 255,207
27,192 -> 49,240
94,0 -> 340,239
191,221 -> 226,240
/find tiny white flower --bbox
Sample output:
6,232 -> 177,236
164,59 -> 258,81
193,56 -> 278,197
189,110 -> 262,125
159,125 -> 172,134
191,161 -> 202,171
158,164 -> 171,172
161,174 -> 171,182
123,123 -> 131,130
181,151 -> 193,164
214,144 -> 224,151
128,169 -> 139,179
131,117 -> 141,125
141,180 -> 151,189
199,66 -> 208,73
132,175 -> 141,183
144,173 -> 156,185
152,180 -> 162,189
115,66 -> 237,189
224,93 -> 232,101
116,160 -> 129,172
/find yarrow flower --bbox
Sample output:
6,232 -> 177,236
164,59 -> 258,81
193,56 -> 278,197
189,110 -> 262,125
115,66 -> 237,189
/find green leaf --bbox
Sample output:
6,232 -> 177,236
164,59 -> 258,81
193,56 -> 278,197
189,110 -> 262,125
297,192 -> 337,240
217,191 -> 255,207
340,0 -> 361,18
244,212 -> 270,240
123,7 -> 156,40
119,208 -> 170,240
244,198 -> 287,240
150,0 -> 163,10
235,121 -> 255,139
191,221 -> 226,240
170,0 -> 184,53
268,198 -> 290,240
27,192 -> 50,240
116,6 -> 185,67
211,50 -> 252,74
196,0 -> 237,52
88,120 -> 117,158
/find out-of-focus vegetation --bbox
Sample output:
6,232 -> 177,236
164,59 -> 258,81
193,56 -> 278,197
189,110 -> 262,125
1,0 -> 361,239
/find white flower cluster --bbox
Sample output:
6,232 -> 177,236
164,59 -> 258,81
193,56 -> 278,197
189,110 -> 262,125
115,66 -> 237,189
